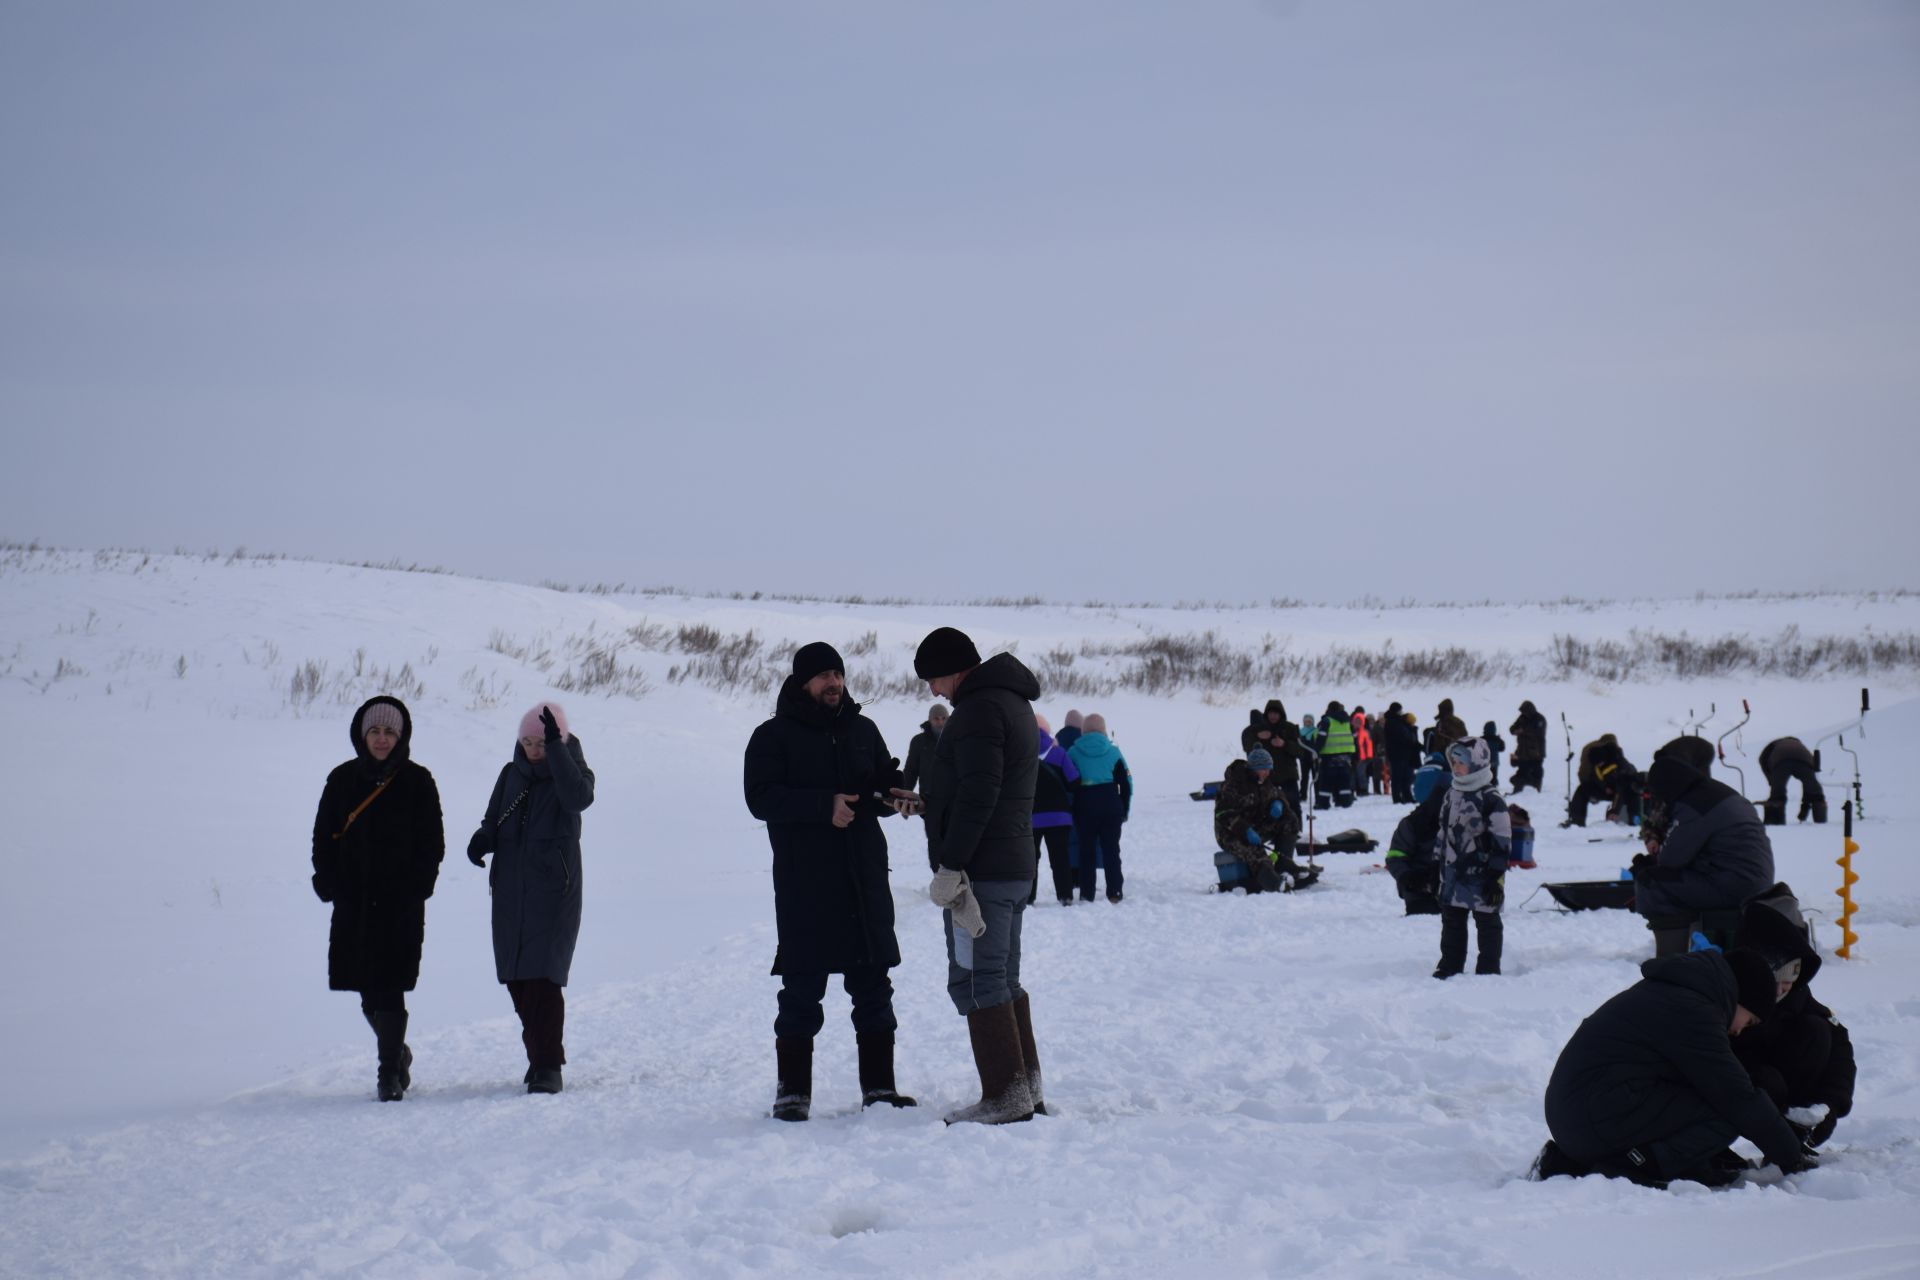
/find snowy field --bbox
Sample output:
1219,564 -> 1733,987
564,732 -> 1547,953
2,548 -> 1918,1279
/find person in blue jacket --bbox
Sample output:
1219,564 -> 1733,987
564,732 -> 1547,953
1066,713 -> 1133,903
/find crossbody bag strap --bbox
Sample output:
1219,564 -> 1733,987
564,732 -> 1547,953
333,776 -> 394,840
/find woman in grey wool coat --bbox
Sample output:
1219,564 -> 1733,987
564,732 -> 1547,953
468,701 -> 595,1094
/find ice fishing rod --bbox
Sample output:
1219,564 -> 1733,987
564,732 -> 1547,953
1688,702 -> 1716,738
1715,699 -> 1751,799
1812,688 -> 1870,819
1561,712 -> 1574,798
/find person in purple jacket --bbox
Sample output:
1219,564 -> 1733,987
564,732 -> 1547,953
1029,715 -> 1081,905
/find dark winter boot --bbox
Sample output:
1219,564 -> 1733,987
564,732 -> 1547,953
1646,913 -> 1694,958
1808,797 -> 1828,824
1762,799 -> 1787,826
1474,911 -> 1504,975
1011,992 -> 1046,1117
1254,862 -> 1284,893
944,1002 -> 1035,1126
857,1031 -> 916,1108
1433,907 -> 1468,979
364,1010 -> 411,1102
1529,1140 -> 1592,1181
772,1037 -> 812,1122
527,1067 -> 563,1095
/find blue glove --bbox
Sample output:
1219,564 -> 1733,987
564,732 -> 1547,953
1269,798 -> 1286,818
1245,827 -> 1263,846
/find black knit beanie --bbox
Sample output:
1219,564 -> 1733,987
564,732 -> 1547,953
914,627 -> 982,679
1725,948 -> 1778,1019
791,641 -> 844,682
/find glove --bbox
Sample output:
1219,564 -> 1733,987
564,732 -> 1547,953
1245,827 -> 1264,846
1808,1111 -> 1839,1147
540,705 -> 562,742
466,830 -> 489,868
1776,1142 -> 1821,1175
1629,851 -> 1653,878
930,867 -> 986,938
1269,799 -> 1286,818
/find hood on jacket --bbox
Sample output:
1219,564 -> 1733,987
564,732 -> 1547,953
1438,699 -> 1454,716
956,651 -> 1042,703
1264,699 -> 1287,722
774,671 -> 862,728
1655,735 -> 1716,774
350,696 -> 413,768
1073,730 -> 1118,759
1741,882 -> 1822,987
1638,951 -> 1738,1020
1520,700 -> 1537,715
1387,701 -> 1403,717
1645,755 -> 1706,806
1483,721 -> 1498,737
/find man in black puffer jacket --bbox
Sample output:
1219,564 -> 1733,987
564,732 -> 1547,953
1633,749 -> 1776,954
915,626 -> 1045,1126
744,642 -> 917,1121
1537,949 -> 1817,1187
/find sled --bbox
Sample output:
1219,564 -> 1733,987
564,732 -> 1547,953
1295,828 -> 1377,855
1191,781 -> 1225,802
1545,881 -> 1637,912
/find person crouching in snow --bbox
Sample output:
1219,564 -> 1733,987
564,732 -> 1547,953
1432,737 -> 1510,978
467,702 -> 595,1095
1213,748 -> 1309,893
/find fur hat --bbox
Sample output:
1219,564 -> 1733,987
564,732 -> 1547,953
1034,713 -> 1052,734
913,627 -> 981,679
1083,713 -> 1108,736
928,703 -> 950,721
1065,709 -> 1084,728
519,701 -> 569,742
1247,748 -> 1274,770
791,642 -> 844,682
1725,948 -> 1779,1018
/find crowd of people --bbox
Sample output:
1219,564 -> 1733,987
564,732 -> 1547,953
1207,691 -> 1856,1186
309,646 -> 1857,1185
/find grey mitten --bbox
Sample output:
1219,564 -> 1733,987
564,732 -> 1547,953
930,867 -> 986,938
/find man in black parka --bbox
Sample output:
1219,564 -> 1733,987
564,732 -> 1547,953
1633,749 -> 1776,955
1383,702 -> 1421,804
916,626 -> 1046,1125
901,703 -> 947,791
744,641 -> 915,1121
1538,949 -> 1817,1187
311,696 -> 445,1101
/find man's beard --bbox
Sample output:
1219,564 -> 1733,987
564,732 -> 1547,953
815,688 -> 843,707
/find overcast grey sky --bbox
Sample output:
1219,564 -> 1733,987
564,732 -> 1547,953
4,2 -> 1916,604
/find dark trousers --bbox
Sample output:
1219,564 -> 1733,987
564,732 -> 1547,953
1032,827 -> 1073,903
1740,1015 -> 1834,1108
1074,786 -> 1125,900
507,978 -> 567,1069
359,990 -> 406,1015
1439,906 -> 1503,974
1510,758 -> 1544,792
1763,762 -> 1827,825
1566,780 -> 1639,826
1388,753 -> 1418,803
775,964 -> 898,1041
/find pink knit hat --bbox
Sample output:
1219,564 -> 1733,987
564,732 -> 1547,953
519,701 -> 570,743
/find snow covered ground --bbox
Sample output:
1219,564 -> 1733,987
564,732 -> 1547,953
2,548 -> 1917,1278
